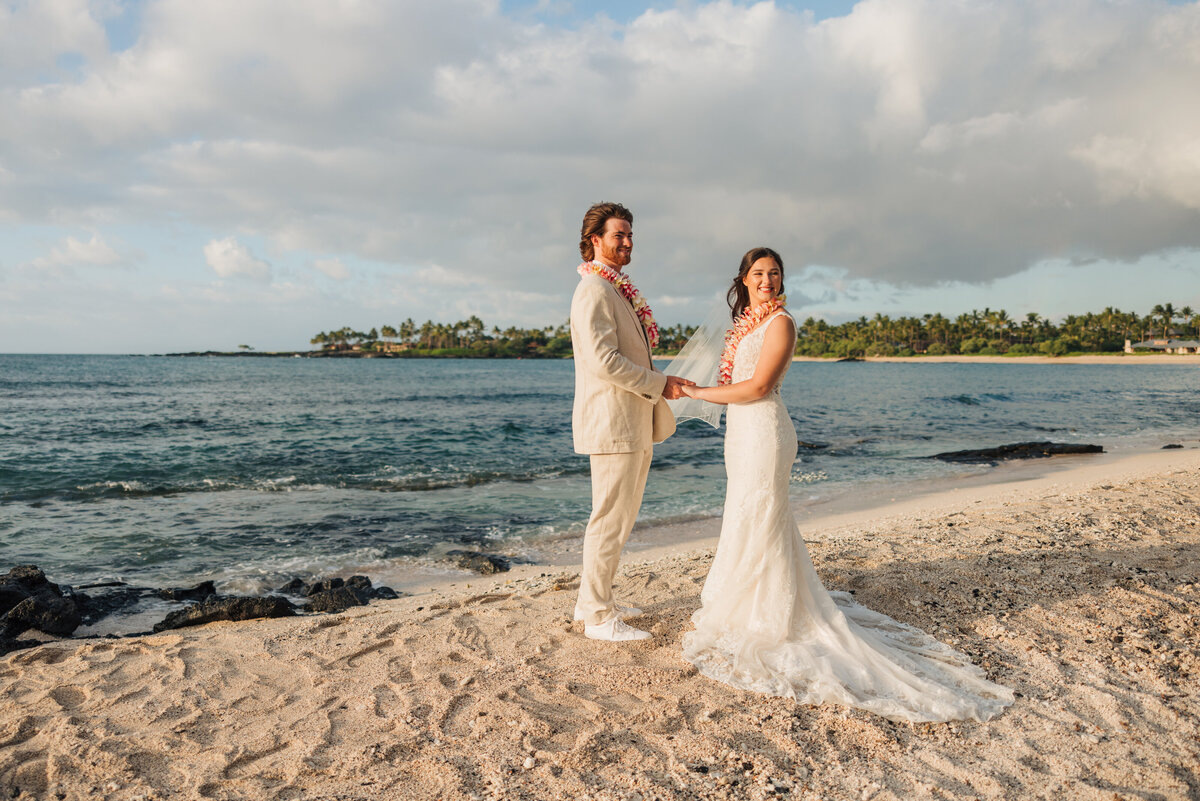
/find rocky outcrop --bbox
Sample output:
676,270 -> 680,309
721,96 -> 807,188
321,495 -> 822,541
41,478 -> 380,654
447,551 -> 511,575
152,595 -> 297,631
72,579 -> 217,625
0,566 -> 404,653
930,441 -> 1104,463
1,566 -> 84,647
276,575 -> 402,613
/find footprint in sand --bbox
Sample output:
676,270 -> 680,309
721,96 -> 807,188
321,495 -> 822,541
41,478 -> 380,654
48,686 -> 87,710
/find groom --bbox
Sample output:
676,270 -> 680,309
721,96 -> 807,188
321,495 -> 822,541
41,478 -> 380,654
570,202 -> 693,642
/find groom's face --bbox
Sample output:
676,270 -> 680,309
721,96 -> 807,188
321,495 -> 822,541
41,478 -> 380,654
592,218 -> 633,269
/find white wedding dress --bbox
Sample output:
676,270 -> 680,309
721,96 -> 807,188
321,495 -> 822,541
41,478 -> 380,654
681,311 -> 1014,722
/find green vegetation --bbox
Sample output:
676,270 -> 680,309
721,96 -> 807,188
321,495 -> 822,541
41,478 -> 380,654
311,317 -> 574,358
313,303 -> 1198,358
793,304 -> 1197,358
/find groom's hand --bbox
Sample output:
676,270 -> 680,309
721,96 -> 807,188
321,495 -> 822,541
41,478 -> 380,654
663,375 -> 695,400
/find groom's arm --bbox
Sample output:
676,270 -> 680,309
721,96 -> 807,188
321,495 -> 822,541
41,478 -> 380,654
571,281 -> 668,402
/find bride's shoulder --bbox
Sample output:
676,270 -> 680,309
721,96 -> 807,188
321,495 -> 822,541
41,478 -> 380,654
767,309 -> 796,331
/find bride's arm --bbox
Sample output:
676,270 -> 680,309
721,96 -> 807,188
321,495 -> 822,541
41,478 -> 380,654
681,315 -> 795,405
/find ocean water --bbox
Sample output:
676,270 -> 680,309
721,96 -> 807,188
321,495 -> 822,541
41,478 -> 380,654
2,355 -> 1197,605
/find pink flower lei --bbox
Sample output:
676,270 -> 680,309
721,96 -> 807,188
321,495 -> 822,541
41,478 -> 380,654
577,261 -> 660,348
718,298 -> 787,385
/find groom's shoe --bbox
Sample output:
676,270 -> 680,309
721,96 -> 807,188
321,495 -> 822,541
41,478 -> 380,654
574,603 -> 643,622
584,617 -> 652,642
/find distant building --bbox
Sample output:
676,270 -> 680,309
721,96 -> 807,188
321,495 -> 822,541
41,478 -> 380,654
1125,338 -> 1200,354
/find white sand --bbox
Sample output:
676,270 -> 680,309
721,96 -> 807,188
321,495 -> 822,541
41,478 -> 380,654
2,448 -> 1199,800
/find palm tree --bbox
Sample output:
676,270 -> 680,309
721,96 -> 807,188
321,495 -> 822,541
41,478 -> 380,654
399,318 -> 416,343
1151,303 -> 1176,340
1180,306 -> 1197,338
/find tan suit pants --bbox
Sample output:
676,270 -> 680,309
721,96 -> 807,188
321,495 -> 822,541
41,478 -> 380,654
575,447 -> 653,626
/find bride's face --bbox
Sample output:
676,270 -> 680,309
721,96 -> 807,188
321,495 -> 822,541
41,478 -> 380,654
743,257 -> 783,307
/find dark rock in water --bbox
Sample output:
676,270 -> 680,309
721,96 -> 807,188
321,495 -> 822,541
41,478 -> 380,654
158,580 -> 217,602
0,565 -> 84,639
345,575 -> 372,592
2,596 -> 82,638
76,579 -> 215,625
447,550 -> 511,575
307,586 -> 371,613
797,440 -> 830,450
1162,443 -> 1184,450
277,577 -> 306,594
305,577 -> 345,596
930,441 -> 1104,463
152,595 -> 296,632
75,587 -> 149,625
276,574 -> 403,607
836,356 -> 863,362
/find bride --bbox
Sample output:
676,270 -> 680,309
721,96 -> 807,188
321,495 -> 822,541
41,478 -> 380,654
670,247 -> 1013,723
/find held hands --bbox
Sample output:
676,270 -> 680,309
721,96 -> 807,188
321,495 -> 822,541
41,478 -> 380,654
663,375 -> 696,401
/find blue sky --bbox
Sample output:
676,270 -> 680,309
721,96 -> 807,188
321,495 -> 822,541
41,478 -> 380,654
2,0 -> 1199,353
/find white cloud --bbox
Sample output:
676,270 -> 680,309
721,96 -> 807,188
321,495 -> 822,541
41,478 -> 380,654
203,237 -> 272,281
2,0 -> 1200,352
29,233 -> 122,270
313,257 -> 350,280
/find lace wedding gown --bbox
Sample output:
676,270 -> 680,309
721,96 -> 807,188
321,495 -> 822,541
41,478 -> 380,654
681,311 -> 1014,722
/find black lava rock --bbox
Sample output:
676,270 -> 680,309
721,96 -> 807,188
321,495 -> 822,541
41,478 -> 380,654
306,586 -> 371,613
75,587 -> 147,625
930,441 -> 1103,463
305,577 -> 345,596
152,595 -> 296,632
447,550 -> 511,575
0,565 -> 84,639
1162,443 -> 1184,450
345,575 -> 372,592
2,596 -> 82,639
277,577 -> 306,594
157,580 -> 217,602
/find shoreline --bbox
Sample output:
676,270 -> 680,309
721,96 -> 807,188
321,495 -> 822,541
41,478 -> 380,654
392,444 -> 1199,598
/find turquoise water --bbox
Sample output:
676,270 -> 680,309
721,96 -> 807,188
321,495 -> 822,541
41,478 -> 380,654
1,355 -> 1196,596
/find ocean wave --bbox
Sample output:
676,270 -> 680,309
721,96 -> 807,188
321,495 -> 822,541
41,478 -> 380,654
940,392 -> 1013,406
32,466 -> 589,503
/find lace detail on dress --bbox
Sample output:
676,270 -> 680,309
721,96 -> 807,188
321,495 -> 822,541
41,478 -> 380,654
681,309 -> 1013,723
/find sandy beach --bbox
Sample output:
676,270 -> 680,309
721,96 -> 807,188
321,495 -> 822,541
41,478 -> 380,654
3,447 -> 1199,800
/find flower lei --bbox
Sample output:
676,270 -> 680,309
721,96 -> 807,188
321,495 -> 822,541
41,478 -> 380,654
718,298 -> 787,385
577,261 -> 659,348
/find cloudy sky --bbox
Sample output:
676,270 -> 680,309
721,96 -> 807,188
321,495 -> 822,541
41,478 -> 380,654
2,0 -> 1198,353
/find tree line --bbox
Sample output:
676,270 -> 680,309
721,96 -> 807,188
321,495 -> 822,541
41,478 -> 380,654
311,303 -> 1198,358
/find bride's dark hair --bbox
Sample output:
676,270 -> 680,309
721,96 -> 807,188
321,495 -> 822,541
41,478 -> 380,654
728,247 -> 785,320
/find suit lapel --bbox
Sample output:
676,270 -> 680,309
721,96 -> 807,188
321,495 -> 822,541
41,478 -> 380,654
609,282 -> 652,358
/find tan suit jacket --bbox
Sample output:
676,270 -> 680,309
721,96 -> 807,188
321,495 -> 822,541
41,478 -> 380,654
571,274 -> 673,454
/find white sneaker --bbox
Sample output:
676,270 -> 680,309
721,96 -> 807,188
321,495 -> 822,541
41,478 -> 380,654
584,617 -> 652,642
573,603 -> 643,622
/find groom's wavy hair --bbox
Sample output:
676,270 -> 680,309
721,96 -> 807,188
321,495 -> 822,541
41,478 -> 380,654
728,247 -> 785,320
579,202 -> 633,261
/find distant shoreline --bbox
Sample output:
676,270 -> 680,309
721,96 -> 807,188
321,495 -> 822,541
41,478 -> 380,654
157,350 -> 1200,365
